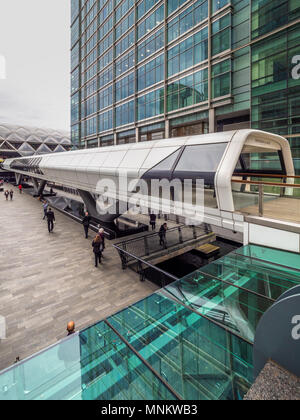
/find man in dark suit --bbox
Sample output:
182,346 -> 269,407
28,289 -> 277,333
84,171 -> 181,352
82,212 -> 91,239
46,208 -> 55,233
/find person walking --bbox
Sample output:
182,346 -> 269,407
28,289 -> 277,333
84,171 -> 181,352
18,184 -> 23,194
4,190 -> 9,201
92,234 -> 103,267
82,212 -> 91,239
159,223 -> 168,249
9,189 -> 14,201
42,201 -> 49,220
150,214 -> 157,231
98,228 -> 105,254
46,208 -> 55,233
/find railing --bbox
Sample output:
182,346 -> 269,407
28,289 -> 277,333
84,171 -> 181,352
114,224 -> 213,267
231,178 -> 300,218
113,243 -> 179,287
233,173 -> 300,179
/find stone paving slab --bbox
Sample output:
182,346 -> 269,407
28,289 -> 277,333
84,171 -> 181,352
0,184 -> 157,371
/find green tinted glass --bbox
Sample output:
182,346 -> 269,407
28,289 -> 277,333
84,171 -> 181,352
108,293 -> 253,400
164,272 -> 272,343
235,245 -> 300,272
200,252 -> 300,300
0,322 -> 175,401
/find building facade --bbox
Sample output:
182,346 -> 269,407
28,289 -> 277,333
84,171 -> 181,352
70,0 -> 300,172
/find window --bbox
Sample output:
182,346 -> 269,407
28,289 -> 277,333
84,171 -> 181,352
137,88 -> 165,120
116,0 -> 135,23
86,94 -> 97,116
251,27 -> 300,145
174,143 -> 227,173
71,93 -> 80,124
212,59 -> 231,98
71,68 -> 80,94
99,109 -> 113,132
241,152 -> 284,173
252,0 -> 300,39
116,72 -> 135,102
137,54 -> 164,91
212,14 -> 231,56
168,0 -> 208,43
167,68 -> 208,112
116,29 -> 135,57
168,0 -> 189,16
115,10 -> 135,40
115,100 -> 135,127
71,17 -> 80,48
137,28 -> 164,62
168,27 -> 208,77
138,0 -> 161,20
116,49 -> 135,76
71,0 -> 80,24
101,134 -> 114,147
71,124 -> 80,147
86,116 -> 97,136
212,0 -> 230,14
117,129 -> 136,145
99,66 -> 113,89
98,48 -> 113,72
137,5 -> 164,40
85,77 -> 97,98
98,85 -> 113,110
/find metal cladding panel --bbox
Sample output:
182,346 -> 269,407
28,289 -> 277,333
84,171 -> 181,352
141,146 -> 181,170
185,131 -> 235,146
117,149 -> 152,178
75,154 -> 93,187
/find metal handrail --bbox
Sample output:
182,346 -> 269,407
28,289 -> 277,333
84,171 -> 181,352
231,179 -> 300,218
113,224 -> 186,247
114,224 -> 212,262
233,173 -> 300,179
113,243 -> 179,282
231,179 -> 300,188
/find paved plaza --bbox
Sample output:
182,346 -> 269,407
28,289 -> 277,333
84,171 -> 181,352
0,184 -> 157,371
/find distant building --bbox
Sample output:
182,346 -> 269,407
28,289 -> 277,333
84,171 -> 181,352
0,123 -> 72,159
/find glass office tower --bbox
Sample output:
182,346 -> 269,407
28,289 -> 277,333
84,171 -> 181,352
70,0 -> 300,172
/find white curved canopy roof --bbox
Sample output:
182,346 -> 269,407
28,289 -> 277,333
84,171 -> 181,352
3,130 -> 294,213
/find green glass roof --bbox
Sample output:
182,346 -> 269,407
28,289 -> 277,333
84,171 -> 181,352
108,293 -> 253,400
235,245 -> 300,273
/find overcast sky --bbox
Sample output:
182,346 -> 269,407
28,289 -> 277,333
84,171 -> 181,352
0,0 -> 70,131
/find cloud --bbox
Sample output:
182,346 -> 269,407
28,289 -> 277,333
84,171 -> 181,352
0,0 -> 70,131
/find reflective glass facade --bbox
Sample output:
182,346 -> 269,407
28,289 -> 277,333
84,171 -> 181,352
71,0 -> 300,171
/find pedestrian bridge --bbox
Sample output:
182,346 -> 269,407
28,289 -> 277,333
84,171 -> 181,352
2,129 -> 300,252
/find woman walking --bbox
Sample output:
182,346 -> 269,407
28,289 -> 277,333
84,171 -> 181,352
92,234 -> 103,267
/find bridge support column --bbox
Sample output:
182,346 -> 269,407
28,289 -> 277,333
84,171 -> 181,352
15,173 -> 22,186
37,180 -> 47,197
31,178 -> 47,197
31,178 -> 39,193
78,190 -> 119,223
